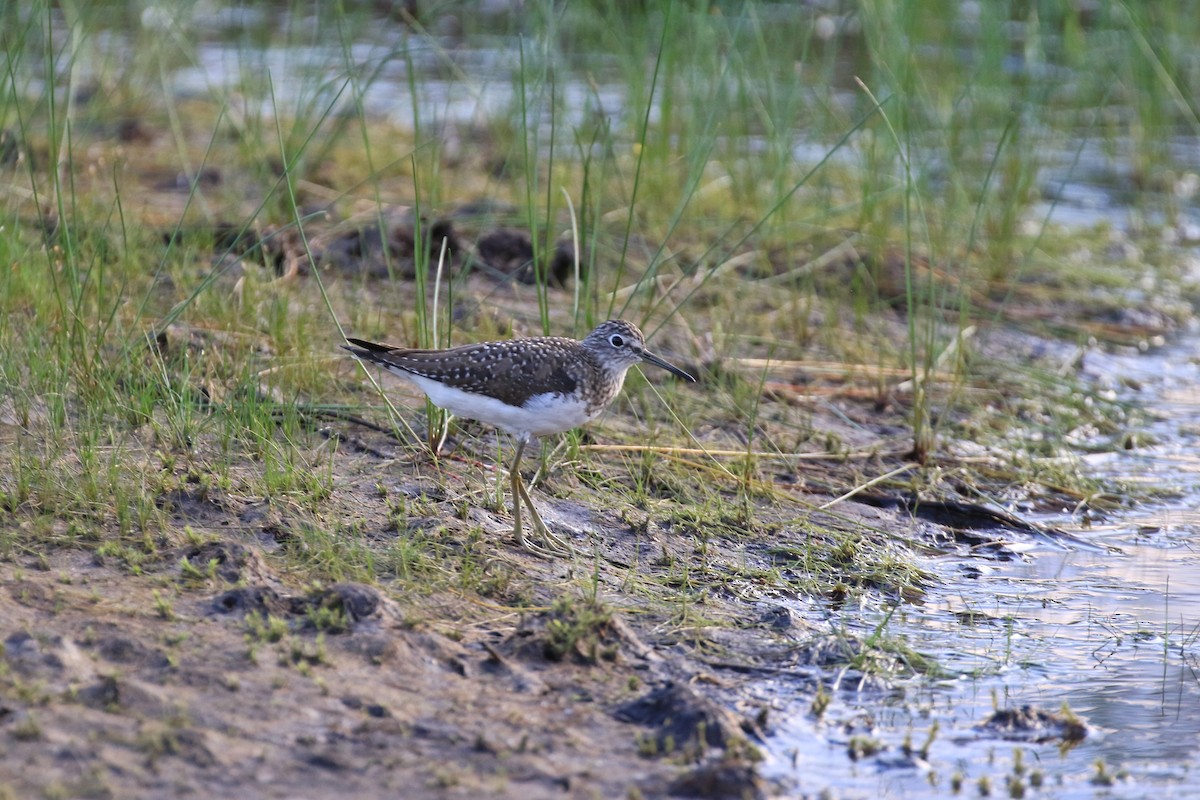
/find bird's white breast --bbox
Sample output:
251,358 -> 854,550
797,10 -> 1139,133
391,368 -> 604,439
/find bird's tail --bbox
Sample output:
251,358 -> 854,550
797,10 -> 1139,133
342,338 -> 396,364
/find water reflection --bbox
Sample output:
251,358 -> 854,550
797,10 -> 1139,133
766,341 -> 1200,797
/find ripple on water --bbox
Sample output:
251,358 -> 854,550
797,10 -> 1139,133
765,339 -> 1200,799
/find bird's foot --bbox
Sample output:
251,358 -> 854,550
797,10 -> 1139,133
512,521 -> 569,559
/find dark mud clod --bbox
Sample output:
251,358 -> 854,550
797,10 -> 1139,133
212,585 -> 285,617
183,541 -> 253,583
94,636 -> 169,669
669,758 -> 766,800
976,705 -> 1089,744
292,582 -> 385,632
474,228 -> 576,284
615,681 -> 763,755
317,214 -> 460,278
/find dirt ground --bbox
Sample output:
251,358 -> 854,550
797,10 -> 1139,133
0,356 -> 1120,800
0,462 -> 855,799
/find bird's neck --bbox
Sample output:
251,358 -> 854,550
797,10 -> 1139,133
594,365 -> 628,407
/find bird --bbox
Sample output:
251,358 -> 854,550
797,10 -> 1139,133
343,319 -> 696,556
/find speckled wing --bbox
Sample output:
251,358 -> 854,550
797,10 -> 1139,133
344,337 -> 582,407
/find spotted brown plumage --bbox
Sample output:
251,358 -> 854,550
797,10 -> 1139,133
343,319 -> 695,557
343,336 -> 582,409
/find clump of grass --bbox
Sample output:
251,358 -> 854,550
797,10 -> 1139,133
245,614 -> 289,645
542,595 -> 616,664
10,711 -> 43,742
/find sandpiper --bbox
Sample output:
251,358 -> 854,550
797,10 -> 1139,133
343,319 -> 696,556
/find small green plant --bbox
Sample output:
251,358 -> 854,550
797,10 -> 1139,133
178,555 -> 218,584
1090,759 -> 1115,787
285,633 -> 328,669
847,735 -> 883,761
543,596 -> 614,664
305,602 -> 352,634
11,712 -> 42,741
245,614 -> 289,644
636,732 -> 660,757
152,590 -> 176,620
810,685 -> 831,719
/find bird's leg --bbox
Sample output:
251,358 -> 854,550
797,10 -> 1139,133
509,437 -> 552,557
509,437 -> 572,557
515,467 -> 572,555
431,411 -> 452,456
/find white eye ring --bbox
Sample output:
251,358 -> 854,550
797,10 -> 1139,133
609,334 -> 625,347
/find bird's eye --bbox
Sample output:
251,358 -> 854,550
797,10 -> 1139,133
609,334 -> 625,348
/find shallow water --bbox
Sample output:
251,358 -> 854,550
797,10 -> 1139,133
763,341 -> 1200,798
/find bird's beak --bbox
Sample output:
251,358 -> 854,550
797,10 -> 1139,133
639,349 -> 696,383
